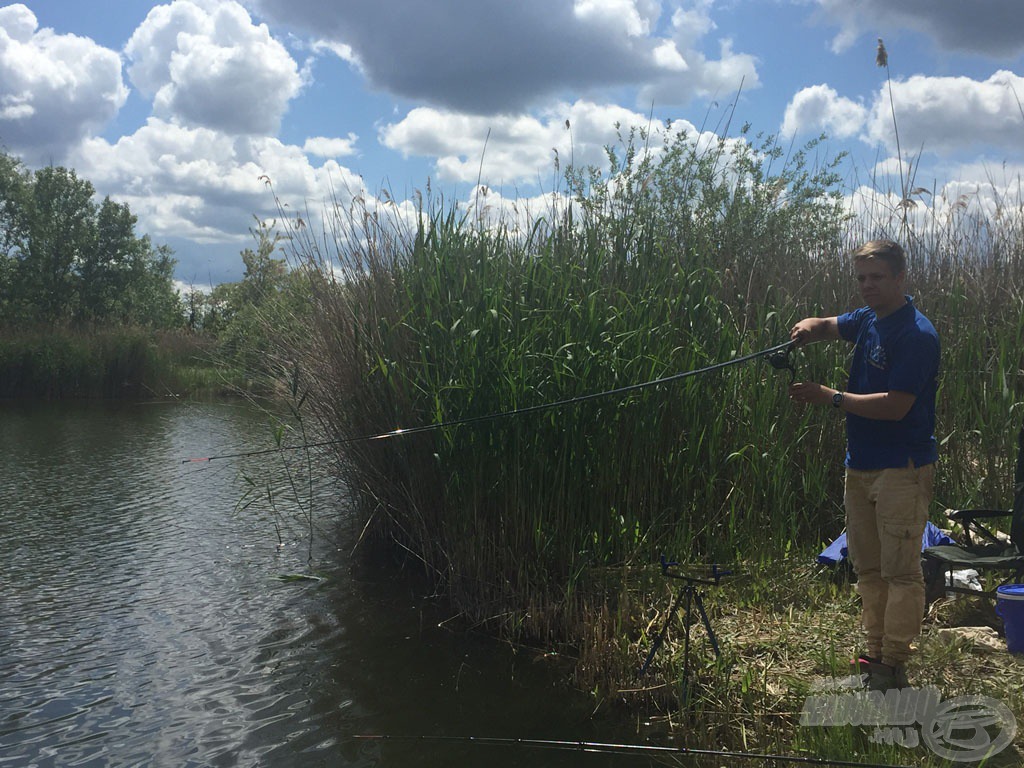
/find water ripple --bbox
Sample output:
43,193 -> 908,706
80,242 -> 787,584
0,402 -> 355,767
1,401 -> 626,768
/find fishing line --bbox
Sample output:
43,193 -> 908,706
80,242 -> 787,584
354,734 -> 912,768
183,339 -> 796,463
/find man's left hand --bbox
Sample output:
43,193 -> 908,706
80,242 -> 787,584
788,382 -> 834,406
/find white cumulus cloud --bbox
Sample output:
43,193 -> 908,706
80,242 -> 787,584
0,3 -> 127,160
640,7 -> 758,109
866,71 -> 1024,156
72,118 -> 367,245
380,101 -> 671,185
249,0 -> 759,113
781,84 -> 868,139
124,0 -> 302,135
303,134 -> 359,158
573,0 -> 654,37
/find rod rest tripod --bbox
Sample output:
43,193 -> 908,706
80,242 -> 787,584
637,556 -> 731,700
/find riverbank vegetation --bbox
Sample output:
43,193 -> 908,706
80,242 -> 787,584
263,121 -> 1024,762
0,327 -> 210,399
0,151 -> 306,398
4,117 -> 1022,760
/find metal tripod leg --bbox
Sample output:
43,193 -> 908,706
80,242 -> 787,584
681,585 -> 721,705
636,585 -> 687,678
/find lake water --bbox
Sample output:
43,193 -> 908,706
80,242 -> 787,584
0,400 -> 646,767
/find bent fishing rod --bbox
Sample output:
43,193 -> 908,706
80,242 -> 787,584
354,734 -> 911,768
183,339 -> 796,463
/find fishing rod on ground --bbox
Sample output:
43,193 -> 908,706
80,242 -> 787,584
354,734 -> 912,768
183,338 -> 799,464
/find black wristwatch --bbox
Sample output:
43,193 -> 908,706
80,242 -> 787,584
832,391 -> 844,409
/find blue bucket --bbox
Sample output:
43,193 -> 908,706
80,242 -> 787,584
995,585 -> 1024,654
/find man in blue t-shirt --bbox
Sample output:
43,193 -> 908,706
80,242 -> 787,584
788,239 -> 939,692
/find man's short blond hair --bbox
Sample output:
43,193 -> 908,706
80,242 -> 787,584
850,239 -> 906,276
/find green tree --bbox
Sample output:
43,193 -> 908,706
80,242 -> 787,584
0,152 -> 182,328
128,243 -> 182,328
218,220 -> 290,372
238,218 -> 288,306
0,152 -> 27,259
15,166 -> 96,323
77,197 -> 135,323
79,199 -> 182,327
0,152 -> 29,319
199,281 -> 241,335
185,219 -> 309,385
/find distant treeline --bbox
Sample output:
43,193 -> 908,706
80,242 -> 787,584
0,150 -> 309,398
0,152 -> 180,329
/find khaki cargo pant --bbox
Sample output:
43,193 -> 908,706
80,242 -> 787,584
845,461 -> 934,666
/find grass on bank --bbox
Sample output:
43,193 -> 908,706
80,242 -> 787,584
602,554 -> 1024,766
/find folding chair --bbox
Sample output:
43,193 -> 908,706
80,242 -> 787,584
922,428 -> 1024,603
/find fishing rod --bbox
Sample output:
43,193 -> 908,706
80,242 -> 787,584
354,734 -> 912,768
183,339 -> 797,463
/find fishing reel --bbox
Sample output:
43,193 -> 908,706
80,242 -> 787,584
765,345 -> 797,383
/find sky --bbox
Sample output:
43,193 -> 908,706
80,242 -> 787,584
2,0 -> 1024,289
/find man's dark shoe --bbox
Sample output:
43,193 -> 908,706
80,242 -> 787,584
865,660 -> 909,692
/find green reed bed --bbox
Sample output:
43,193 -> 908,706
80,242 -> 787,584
280,126 -> 856,636
270,123 -> 1024,761
0,327 -> 231,399
896,198 -> 1024,508
284,131 -> 1024,614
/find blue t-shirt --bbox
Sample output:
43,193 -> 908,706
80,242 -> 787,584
836,296 -> 939,470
